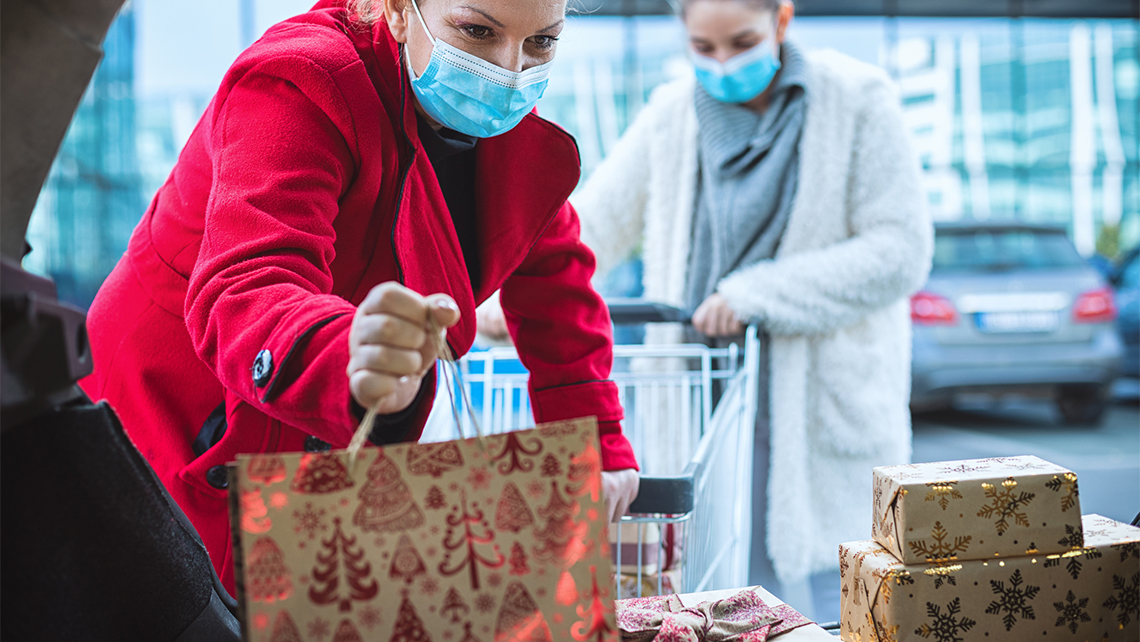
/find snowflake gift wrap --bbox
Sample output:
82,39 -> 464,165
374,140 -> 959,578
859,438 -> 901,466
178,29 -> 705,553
872,456 -> 1085,565
839,514 -> 1140,642
227,418 -> 619,642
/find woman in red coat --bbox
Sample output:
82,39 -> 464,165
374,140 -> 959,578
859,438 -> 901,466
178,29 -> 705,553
80,0 -> 639,593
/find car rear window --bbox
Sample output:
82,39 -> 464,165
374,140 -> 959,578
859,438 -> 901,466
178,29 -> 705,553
932,229 -> 1085,273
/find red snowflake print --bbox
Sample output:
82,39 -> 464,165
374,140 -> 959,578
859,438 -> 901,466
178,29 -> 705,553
587,508 -> 599,522
426,547 -> 439,558
299,575 -> 310,585
299,541 -> 306,550
293,502 -> 328,540
526,480 -> 546,499
269,492 -> 289,509
431,525 -> 441,535
559,446 -> 567,455
449,482 -> 460,492
475,593 -> 496,614
443,631 -> 454,640
553,613 -> 564,624
253,612 -> 270,630
420,576 -> 441,596
307,617 -> 332,641
536,587 -> 547,598
340,498 -> 349,507
467,466 -> 492,491
482,624 -> 492,634
373,536 -> 387,548
488,572 -> 502,588
359,605 -> 382,630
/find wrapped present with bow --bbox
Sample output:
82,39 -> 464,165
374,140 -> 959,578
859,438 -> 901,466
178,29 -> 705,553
615,589 -> 814,642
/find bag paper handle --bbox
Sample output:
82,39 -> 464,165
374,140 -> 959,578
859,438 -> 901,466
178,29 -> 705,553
346,307 -> 485,471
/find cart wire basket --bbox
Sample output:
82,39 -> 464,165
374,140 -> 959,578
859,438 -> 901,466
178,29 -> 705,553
421,300 -> 760,599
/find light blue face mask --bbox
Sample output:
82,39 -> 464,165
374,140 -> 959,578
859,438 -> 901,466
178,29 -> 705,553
691,39 -> 781,104
406,0 -> 553,138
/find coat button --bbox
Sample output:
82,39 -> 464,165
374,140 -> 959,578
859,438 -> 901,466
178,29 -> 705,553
206,465 -> 229,489
251,349 -> 273,387
304,436 -> 331,453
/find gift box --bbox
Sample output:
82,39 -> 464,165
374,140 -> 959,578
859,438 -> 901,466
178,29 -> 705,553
873,456 -> 1084,564
840,514 -> 1140,642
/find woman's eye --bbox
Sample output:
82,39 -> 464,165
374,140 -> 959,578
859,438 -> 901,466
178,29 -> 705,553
530,35 -> 558,51
462,24 -> 493,39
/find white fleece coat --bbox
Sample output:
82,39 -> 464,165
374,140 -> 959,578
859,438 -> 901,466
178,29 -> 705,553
572,49 -> 933,584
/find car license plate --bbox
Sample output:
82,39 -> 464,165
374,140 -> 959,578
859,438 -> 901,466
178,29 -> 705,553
975,311 -> 1060,333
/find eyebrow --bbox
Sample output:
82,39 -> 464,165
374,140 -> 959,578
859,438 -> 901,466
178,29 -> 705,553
458,5 -> 505,27
457,5 -> 563,33
537,19 -> 565,33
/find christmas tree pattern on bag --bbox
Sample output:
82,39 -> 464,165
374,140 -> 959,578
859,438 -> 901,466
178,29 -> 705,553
309,517 -> 379,611
440,490 -> 505,590
494,482 -> 534,533
247,537 -> 292,603
496,581 -> 553,642
292,453 -> 354,494
248,455 -> 288,486
490,432 -> 543,474
391,590 -> 432,642
355,449 -> 425,533
407,442 -> 464,478
268,610 -> 302,642
389,533 -> 428,584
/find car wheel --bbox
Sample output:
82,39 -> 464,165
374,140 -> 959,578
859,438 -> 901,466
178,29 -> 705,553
1055,385 -> 1109,426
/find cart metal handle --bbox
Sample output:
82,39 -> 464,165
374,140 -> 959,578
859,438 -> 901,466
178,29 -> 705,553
606,299 -> 690,325
626,474 -> 696,516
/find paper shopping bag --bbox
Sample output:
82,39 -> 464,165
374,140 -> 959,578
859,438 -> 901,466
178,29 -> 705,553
228,417 -> 619,642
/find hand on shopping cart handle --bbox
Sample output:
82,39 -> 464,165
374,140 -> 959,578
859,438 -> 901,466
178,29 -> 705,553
475,293 -> 512,344
348,282 -> 460,414
692,293 -> 743,337
604,468 -> 640,523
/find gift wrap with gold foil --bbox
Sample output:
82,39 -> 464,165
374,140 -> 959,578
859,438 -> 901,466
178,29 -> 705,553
840,514 -> 1140,642
873,456 -> 1084,565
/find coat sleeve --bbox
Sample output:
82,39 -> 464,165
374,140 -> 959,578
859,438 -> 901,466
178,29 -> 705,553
185,58 -> 421,446
716,79 -> 933,336
570,98 -> 656,279
498,202 -> 638,471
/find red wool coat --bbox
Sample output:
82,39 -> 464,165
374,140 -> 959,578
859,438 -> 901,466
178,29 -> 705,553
80,1 -> 636,594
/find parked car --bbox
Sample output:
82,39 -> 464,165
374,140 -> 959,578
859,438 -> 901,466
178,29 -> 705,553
1109,248 -> 1139,377
911,222 -> 1123,424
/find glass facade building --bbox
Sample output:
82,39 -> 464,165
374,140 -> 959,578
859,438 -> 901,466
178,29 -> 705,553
24,5 -> 145,309
22,4 -> 1140,307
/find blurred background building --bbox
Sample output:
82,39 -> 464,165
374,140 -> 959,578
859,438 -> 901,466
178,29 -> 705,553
22,0 -> 1140,308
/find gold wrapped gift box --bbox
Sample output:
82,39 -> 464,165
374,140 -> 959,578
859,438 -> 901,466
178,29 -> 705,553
873,456 -> 1085,565
840,514 -> 1140,642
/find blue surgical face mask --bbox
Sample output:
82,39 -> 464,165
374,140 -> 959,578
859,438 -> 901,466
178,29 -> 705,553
406,0 -> 553,138
691,38 -> 781,104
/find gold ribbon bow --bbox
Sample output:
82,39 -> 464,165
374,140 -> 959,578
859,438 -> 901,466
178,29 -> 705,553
616,590 -> 812,642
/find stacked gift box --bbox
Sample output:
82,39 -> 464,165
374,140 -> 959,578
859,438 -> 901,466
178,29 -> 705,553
839,455 -> 1140,641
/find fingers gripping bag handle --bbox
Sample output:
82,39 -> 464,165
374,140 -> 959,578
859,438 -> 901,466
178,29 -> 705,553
347,311 -> 487,473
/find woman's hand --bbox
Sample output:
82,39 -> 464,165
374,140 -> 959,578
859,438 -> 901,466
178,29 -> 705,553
475,293 -> 512,343
602,469 -> 640,523
692,292 -> 743,337
348,282 -> 460,413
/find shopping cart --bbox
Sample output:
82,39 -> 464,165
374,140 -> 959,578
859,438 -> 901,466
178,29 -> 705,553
428,300 -> 761,599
